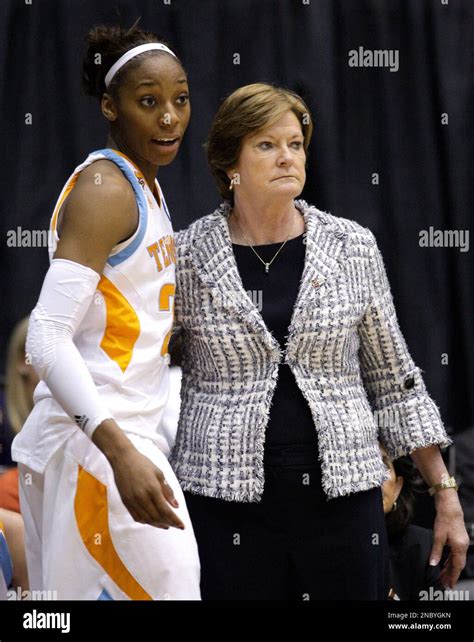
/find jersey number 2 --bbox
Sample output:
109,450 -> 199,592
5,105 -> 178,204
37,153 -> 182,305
159,283 -> 175,357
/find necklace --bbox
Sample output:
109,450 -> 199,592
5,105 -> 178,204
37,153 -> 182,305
232,209 -> 296,273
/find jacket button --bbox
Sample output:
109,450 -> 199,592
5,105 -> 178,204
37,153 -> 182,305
404,376 -> 415,390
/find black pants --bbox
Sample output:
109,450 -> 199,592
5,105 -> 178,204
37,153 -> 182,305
184,444 -> 390,600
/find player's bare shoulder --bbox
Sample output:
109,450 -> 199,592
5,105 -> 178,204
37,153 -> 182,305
54,159 -> 138,273
61,160 -> 136,236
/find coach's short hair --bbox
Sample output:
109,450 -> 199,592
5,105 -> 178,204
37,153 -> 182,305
205,83 -> 313,201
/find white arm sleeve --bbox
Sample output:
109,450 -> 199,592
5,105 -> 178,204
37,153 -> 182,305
26,258 -> 113,439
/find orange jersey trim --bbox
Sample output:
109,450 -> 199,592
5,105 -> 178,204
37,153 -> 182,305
97,275 -> 140,373
51,173 -> 80,233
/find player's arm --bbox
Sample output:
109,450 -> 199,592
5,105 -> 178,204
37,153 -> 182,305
26,163 -> 184,530
53,161 -> 137,273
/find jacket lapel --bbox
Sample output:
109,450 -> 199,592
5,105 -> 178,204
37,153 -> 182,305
189,200 -> 348,354
189,202 -> 278,349
283,201 -> 348,360
290,203 -> 348,321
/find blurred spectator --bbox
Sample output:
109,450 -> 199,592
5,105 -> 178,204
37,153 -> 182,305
0,507 -> 29,598
380,445 -> 444,600
0,317 -> 39,513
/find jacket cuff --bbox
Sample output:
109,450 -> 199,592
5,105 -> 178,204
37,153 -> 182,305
378,394 -> 453,459
376,367 -> 453,459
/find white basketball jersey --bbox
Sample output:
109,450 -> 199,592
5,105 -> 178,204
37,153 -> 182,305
18,148 -> 177,467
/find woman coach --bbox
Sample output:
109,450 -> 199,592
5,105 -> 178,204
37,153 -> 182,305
169,83 -> 468,599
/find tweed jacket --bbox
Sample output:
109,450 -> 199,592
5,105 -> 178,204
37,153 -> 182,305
169,200 -> 451,502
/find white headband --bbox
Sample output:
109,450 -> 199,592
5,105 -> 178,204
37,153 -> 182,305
104,43 -> 177,89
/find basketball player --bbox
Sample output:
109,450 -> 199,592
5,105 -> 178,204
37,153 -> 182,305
11,23 -> 200,600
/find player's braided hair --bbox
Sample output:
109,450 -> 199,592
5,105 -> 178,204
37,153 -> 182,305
82,18 -> 182,101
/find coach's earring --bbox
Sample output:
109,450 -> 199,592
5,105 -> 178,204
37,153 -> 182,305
390,501 -> 398,512
229,177 -> 234,191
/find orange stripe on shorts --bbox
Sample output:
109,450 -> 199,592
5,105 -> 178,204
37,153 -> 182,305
74,465 -> 152,600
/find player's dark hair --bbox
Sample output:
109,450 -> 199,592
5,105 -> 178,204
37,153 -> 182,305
82,18 -> 183,101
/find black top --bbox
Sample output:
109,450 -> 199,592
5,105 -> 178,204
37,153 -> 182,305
232,234 -> 319,451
